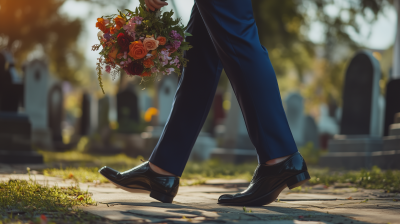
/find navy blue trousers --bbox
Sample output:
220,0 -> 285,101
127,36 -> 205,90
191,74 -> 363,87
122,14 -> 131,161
149,0 -> 298,176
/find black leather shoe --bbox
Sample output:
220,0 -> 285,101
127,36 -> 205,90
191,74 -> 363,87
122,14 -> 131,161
98,161 -> 180,203
218,152 -> 310,206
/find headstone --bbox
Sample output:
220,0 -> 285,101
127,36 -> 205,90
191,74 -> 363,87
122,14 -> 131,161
383,79 -> 400,136
318,104 -> 339,149
80,93 -> 91,135
0,52 -> 42,163
212,91 -> 225,128
24,59 -> 52,149
157,75 -> 178,126
285,93 -> 306,147
139,90 -> 152,114
116,85 -> 140,134
0,51 -> 23,111
339,51 -> 381,136
303,115 -> 319,150
48,83 -> 63,143
320,51 -> 384,169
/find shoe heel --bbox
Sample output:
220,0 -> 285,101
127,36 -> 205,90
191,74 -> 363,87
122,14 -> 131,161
287,172 -> 311,189
150,191 -> 174,203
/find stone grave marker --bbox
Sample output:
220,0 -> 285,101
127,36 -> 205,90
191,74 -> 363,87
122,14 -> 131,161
383,79 -> 400,136
24,59 -> 53,149
339,51 -> 381,136
116,85 -> 139,134
48,83 -> 63,143
321,51 -> 384,169
80,93 -> 91,136
0,52 -> 42,163
157,75 -> 178,126
303,115 -> 319,150
285,92 -> 306,147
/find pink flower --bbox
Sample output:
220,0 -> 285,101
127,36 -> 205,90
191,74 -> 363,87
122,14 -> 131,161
132,16 -> 143,24
105,65 -> 111,73
151,67 -> 159,73
165,68 -> 175,75
123,23 -> 136,37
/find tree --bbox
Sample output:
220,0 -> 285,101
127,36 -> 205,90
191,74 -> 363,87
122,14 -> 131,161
251,0 -> 393,109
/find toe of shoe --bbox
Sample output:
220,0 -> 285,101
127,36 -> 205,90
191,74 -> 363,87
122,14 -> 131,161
218,194 -> 234,203
98,166 -> 119,178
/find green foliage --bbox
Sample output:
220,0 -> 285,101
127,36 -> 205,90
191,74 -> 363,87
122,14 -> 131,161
0,178 -> 99,223
0,0 -> 84,84
309,166 -> 400,193
298,142 -> 323,165
39,150 -> 400,192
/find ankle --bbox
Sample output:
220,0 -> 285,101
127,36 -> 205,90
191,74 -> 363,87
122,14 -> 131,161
265,154 -> 292,166
149,162 -> 175,176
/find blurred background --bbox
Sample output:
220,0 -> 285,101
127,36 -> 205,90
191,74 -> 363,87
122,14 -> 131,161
0,0 -> 399,173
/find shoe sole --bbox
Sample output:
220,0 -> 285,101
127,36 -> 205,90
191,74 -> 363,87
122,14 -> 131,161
99,173 -> 175,203
218,171 -> 310,206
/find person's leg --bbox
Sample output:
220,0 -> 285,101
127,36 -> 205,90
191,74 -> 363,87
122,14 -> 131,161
148,4 -> 223,177
194,0 -> 298,163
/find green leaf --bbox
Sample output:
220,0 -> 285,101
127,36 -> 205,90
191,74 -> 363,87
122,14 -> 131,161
184,32 -> 193,37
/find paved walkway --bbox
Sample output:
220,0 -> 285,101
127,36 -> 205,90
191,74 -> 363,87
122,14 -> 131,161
1,173 -> 399,224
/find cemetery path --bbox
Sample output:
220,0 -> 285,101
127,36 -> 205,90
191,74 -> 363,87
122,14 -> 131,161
1,174 -> 399,224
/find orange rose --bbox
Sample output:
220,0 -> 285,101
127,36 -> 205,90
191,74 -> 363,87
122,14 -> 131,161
143,37 -> 159,51
141,71 -> 151,77
96,18 -> 108,33
156,36 -> 167,45
108,47 -> 118,60
128,41 -> 148,60
143,58 -> 155,68
114,15 -> 125,30
129,41 -> 144,51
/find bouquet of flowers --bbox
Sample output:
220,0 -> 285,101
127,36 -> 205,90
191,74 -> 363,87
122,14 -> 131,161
92,0 -> 192,93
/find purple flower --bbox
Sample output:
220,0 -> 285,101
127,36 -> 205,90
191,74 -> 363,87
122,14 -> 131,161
103,33 -> 112,41
170,30 -> 183,41
171,40 -> 181,49
132,16 -> 143,24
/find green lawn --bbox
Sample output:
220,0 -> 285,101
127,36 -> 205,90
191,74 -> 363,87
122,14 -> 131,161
39,150 -> 400,193
0,172 -> 100,224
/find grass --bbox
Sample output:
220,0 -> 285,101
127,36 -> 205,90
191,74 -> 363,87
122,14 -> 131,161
0,170 -> 101,224
39,150 -> 400,192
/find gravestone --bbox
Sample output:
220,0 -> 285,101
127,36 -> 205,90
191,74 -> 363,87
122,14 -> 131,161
0,51 -> 23,111
213,91 -> 225,128
383,79 -> 400,136
339,51 -> 381,136
157,75 -> 178,126
0,52 -> 42,163
80,93 -> 91,136
48,83 -> 63,143
320,51 -> 384,169
303,115 -> 320,150
285,93 -> 306,147
24,59 -> 53,149
139,90 -> 152,114
117,85 -> 140,134
318,104 -> 339,149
